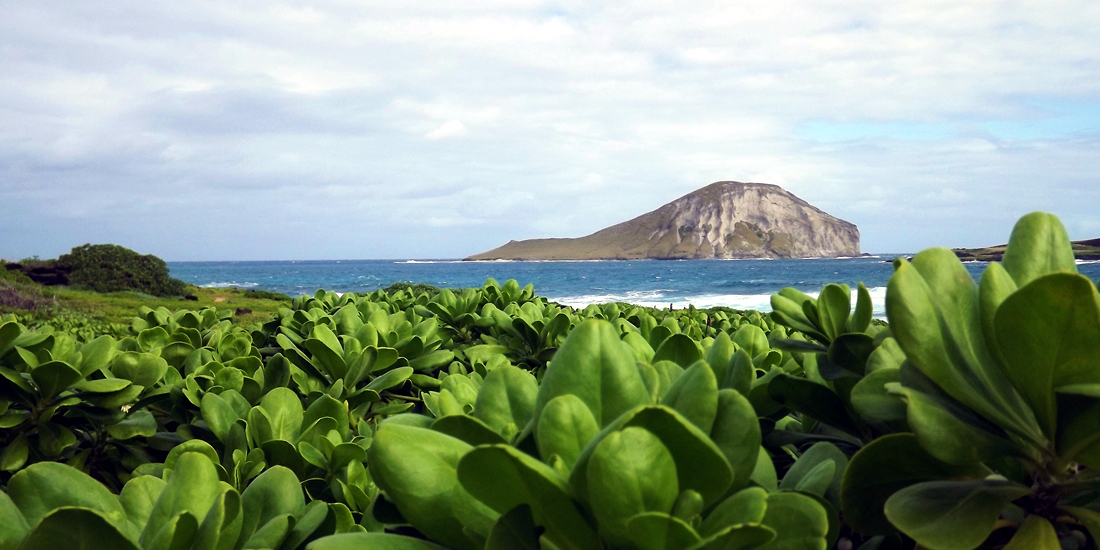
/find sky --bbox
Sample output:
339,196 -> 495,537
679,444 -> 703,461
1,1 -> 1099,261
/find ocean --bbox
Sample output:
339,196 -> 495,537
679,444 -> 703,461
168,258 -> 1100,317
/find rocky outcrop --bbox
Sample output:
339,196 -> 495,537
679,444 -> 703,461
466,181 -> 860,260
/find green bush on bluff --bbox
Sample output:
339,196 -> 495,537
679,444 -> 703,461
57,243 -> 186,296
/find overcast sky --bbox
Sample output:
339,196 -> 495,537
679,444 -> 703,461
2,1 -> 1098,261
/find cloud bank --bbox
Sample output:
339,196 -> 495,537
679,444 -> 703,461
1,1 -> 1098,260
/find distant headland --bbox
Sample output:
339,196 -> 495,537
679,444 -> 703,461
465,181 -> 860,261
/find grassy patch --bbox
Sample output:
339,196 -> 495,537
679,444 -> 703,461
0,280 -> 289,331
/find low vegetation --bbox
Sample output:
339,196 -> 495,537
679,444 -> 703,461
1,212 -> 1098,550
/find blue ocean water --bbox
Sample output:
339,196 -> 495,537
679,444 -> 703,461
168,258 -> 1100,317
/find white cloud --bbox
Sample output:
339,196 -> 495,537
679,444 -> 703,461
425,119 -> 468,140
0,0 -> 1098,260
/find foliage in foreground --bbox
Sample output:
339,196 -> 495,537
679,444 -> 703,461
1,212 -> 1100,550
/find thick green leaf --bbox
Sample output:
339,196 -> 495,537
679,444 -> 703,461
572,406 -> 734,508
661,361 -> 718,434
827,333 -> 874,377
536,393 -> 600,470
365,366 -> 414,393
653,334 -> 705,368
145,511 -> 199,550
1001,211 -> 1077,288
732,325 -> 770,358
484,505 -> 540,550
850,283 -> 873,334
994,273 -> 1100,438
699,487 -> 768,537
840,433 -> 986,536
201,392 -> 239,443
692,524 -> 776,550
77,335 -> 117,377
238,466 -> 304,547
20,507 -> 139,550
626,512 -> 702,550
709,389 -> 761,492
120,475 -> 167,533
887,251 -> 1042,447
750,447 -> 777,492
817,284 -> 851,341
73,377 -> 131,393
255,387 -> 303,442
110,352 -> 168,388
458,444 -> 600,550
767,374 -> 862,439
367,423 -> 494,550
141,452 -> 224,546
106,409 -> 157,440
705,331 -> 736,384
1002,515 -> 1060,550
0,490 -> 29,550
884,479 -> 1032,550
977,262 -> 1017,361
892,382 -> 1018,466
865,338 -> 905,374
31,360 -> 83,399
850,368 -> 905,423
193,487 -> 243,550
164,439 -> 219,471
472,365 -> 538,441
305,532 -> 449,549
758,491 -> 829,550
780,443 -> 847,505
8,461 -> 130,532
533,320 -> 650,428
38,421 -> 77,457
587,426 -> 680,548
302,393 -> 350,440
431,414 -> 507,446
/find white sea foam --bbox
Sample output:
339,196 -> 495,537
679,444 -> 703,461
1076,259 -> 1100,265
547,286 -> 889,317
201,282 -> 259,289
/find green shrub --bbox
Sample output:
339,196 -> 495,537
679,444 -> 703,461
383,281 -> 441,296
242,288 -> 293,301
57,244 -> 186,297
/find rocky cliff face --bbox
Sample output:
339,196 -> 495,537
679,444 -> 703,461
466,181 -> 860,260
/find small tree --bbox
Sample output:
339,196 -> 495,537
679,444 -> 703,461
58,244 -> 186,296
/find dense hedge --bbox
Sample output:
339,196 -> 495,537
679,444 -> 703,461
58,243 -> 186,296
2,213 -> 1100,550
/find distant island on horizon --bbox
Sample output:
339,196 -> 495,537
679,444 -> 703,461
466,181 -> 861,261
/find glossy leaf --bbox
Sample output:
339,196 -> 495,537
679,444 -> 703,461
994,273 -> 1100,438
8,461 -> 130,533
1002,515 -> 1060,550
884,479 -> 1032,550
709,389 -> 761,492
840,434 -> 985,536
533,320 -> 650,428
367,423 -> 494,550
472,365 -> 538,441
1000,211 -> 1077,288
661,361 -> 719,434
305,533 -> 449,549
759,491 -> 830,550
20,507 -> 139,550
536,394 -> 600,470
458,444 -> 600,550
587,426 -> 680,547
